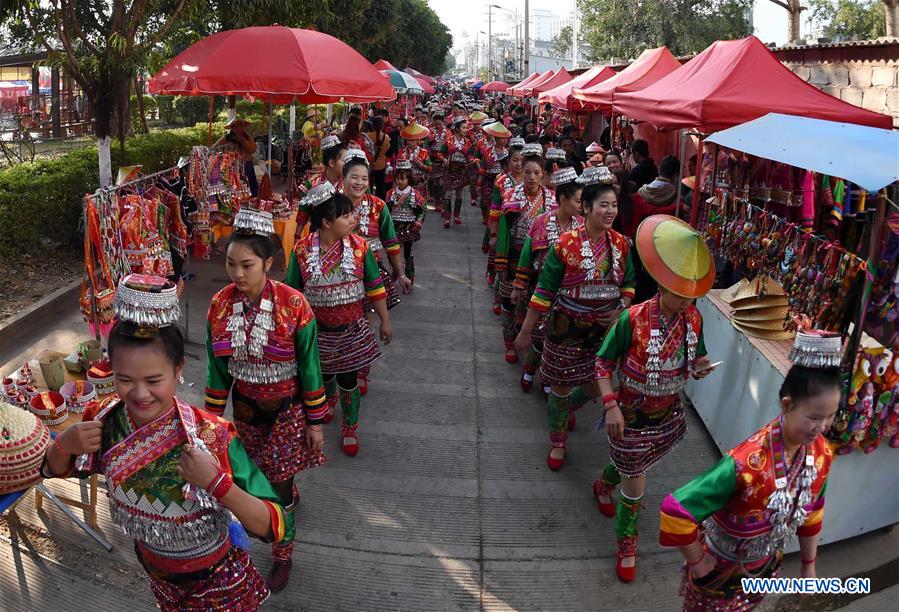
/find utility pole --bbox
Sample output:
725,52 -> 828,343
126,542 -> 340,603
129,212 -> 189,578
524,0 -> 530,76
488,4 -> 493,80
571,0 -> 579,69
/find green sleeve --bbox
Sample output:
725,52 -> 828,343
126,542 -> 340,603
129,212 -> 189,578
363,248 -> 381,284
596,310 -> 633,362
228,436 -> 282,504
496,213 -> 511,257
285,251 -> 302,290
516,237 -> 533,271
204,320 -> 233,414
295,319 -> 327,422
671,455 -> 737,523
379,204 -> 399,248
534,245 -> 564,295
622,248 -> 636,293
697,318 -> 707,357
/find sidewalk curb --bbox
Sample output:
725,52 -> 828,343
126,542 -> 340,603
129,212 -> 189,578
0,278 -> 82,367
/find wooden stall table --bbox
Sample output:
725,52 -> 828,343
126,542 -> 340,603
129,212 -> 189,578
25,351 -> 113,551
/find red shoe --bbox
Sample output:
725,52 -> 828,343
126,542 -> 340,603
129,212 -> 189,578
505,349 -> 518,364
492,303 -> 502,315
341,428 -> 359,457
546,447 -> 566,471
592,479 -> 616,518
435,205 -> 444,214
267,558 -> 293,592
482,218 -> 488,226
487,273 -> 495,286
454,216 -> 461,225
443,219 -> 450,229
616,536 -> 638,583
567,412 -> 576,431
520,373 -> 533,392
358,376 -> 368,397
323,402 -> 335,425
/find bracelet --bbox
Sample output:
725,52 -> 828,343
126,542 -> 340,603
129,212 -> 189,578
54,436 -> 68,457
801,556 -> 816,565
603,402 -> 619,413
601,393 -> 618,405
209,472 -> 234,501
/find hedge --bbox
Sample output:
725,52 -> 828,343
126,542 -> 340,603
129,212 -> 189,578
0,123 -> 226,260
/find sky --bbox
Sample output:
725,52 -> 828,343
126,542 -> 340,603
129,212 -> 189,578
427,0 -> 798,57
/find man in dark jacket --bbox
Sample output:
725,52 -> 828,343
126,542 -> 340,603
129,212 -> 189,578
627,139 -> 658,189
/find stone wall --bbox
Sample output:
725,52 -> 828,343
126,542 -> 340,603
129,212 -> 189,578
774,41 -> 899,128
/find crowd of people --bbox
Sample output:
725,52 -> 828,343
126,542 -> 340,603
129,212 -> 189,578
38,84 -> 840,611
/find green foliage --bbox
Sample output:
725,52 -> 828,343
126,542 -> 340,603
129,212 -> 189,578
552,26 -> 574,58
157,96 -> 177,124
0,125 -> 217,260
174,96 -> 225,127
808,0 -> 886,40
578,0 -> 753,60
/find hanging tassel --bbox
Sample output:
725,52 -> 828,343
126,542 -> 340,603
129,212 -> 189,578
226,302 -> 247,360
248,299 -> 274,358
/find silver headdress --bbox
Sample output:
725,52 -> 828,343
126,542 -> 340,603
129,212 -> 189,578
233,207 -> 275,236
320,135 -> 341,151
301,181 -> 337,209
789,330 -> 843,368
395,159 -> 413,170
509,137 -> 525,149
343,148 -> 368,164
113,274 -> 181,329
550,167 -> 578,186
521,143 -> 543,157
545,148 -> 567,162
577,165 -> 614,185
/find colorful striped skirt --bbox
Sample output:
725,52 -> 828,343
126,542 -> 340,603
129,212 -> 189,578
680,552 -> 780,611
445,161 -> 468,191
141,545 -> 269,612
232,390 -> 325,482
609,397 -> 686,478
394,220 -> 421,244
540,309 -> 608,387
318,317 -> 381,375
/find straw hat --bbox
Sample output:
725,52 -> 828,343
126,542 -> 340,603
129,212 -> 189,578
729,275 -> 788,311
399,123 -> 430,140
586,141 -> 604,153
0,401 -> 51,495
483,122 -> 511,138
468,110 -> 488,123
731,305 -> 790,322
682,175 -> 696,191
224,116 -> 248,129
635,215 -> 715,299
732,320 -> 795,341
116,165 -> 142,187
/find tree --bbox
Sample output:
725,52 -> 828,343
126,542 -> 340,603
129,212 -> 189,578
767,0 -> 807,42
808,0 -> 886,40
551,25 -> 573,58
578,0 -> 753,61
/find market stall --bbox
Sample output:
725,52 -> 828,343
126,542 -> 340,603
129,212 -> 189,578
509,70 -> 551,97
682,114 -> 898,547
538,65 -> 616,112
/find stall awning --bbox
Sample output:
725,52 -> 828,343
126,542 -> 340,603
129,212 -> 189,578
529,68 -> 571,96
510,71 -> 551,97
613,36 -> 894,132
571,47 -> 680,112
706,113 -> 899,193
538,65 -> 616,111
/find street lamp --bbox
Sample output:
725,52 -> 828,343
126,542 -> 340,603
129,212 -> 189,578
490,4 -> 520,79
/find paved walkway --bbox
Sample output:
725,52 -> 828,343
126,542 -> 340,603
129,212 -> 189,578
2,191 -> 896,611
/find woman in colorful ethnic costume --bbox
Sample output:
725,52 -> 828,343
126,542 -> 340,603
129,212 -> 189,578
466,110 -> 488,209
487,139 -> 525,314
659,326 -> 840,611
428,111 -> 449,214
286,185 -> 393,458
593,214 -> 716,583
205,207 -> 326,590
479,121 -> 511,228
386,160 -> 426,282
44,275 -> 287,610
443,117 -> 473,229
295,135 -> 347,226
342,151 -> 413,308
495,143 -> 557,364
511,167 -> 584,396
516,174 -> 635,471
397,123 -> 432,206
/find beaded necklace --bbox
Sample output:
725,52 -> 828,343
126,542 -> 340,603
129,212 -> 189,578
226,281 -> 274,361
766,417 -> 816,550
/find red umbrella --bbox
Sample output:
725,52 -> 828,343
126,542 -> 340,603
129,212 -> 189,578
149,26 -> 395,103
415,76 -> 435,94
405,67 -> 436,85
374,59 -> 398,71
482,81 -> 510,93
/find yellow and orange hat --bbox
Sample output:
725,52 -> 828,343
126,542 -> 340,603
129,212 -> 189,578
399,123 -> 430,141
635,215 -> 715,299
483,121 -> 511,138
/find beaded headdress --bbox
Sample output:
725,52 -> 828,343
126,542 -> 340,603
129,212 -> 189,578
495,149 -> 510,162
509,137 -> 526,149
395,160 -> 413,170
343,148 -> 368,164
550,167 -> 578,186
301,181 -> 336,209
789,316 -> 843,368
577,165 -> 613,185
233,206 -> 275,236
521,143 -> 543,157
113,274 -> 181,333
320,135 -> 341,151
545,148 -> 567,162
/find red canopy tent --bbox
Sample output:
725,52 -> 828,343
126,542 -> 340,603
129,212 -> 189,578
538,65 -> 616,111
374,59 -> 398,71
529,68 -> 572,96
414,76 -> 435,94
614,36 -> 893,132
482,81 -> 511,93
508,71 -> 544,96
513,70 -> 556,97
571,47 -> 680,112
405,67 -> 436,85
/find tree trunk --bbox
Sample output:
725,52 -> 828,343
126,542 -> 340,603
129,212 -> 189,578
134,76 -> 148,134
227,94 -> 237,122
885,0 -> 898,38
788,1 -> 802,43
98,136 -> 112,187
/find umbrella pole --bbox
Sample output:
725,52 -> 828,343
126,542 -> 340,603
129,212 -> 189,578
207,96 -> 214,146
675,129 -> 686,219
267,99 -> 273,176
